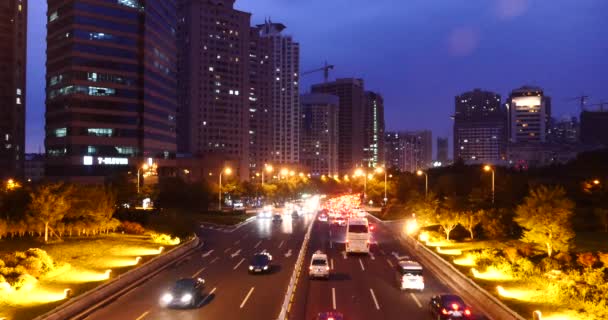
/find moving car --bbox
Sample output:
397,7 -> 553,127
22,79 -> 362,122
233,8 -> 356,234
318,212 -> 329,222
258,206 -> 272,218
314,312 -> 344,320
428,294 -> 472,319
272,214 -> 283,223
396,260 -> 424,291
345,217 -> 370,254
159,278 -> 205,308
309,250 -> 330,279
249,251 -> 273,273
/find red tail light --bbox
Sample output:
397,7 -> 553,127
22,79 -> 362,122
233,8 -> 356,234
441,308 -> 448,315
464,309 -> 471,316
452,303 -> 459,310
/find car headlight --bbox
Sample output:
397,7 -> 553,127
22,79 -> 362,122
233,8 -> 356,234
249,266 -> 254,270
161,293 -> 173,303
181,293 -> 193,303
263,266 -> 269,270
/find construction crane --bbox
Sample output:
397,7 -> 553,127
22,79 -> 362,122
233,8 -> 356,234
301,61 -> 334,83
588,101 -> 607,112
565,95 -> 590,112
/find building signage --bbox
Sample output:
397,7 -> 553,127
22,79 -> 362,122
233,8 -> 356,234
83,156 -> 129,166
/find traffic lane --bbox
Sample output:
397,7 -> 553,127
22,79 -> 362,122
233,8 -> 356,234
86,217 -> 309,320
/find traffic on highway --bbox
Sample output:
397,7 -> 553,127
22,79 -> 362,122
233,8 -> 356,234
83,194 -> 483,320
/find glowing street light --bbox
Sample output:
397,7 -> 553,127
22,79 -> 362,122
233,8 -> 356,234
219,167 -> 232,210
593,179 -> 601,186
416,170 -> 428,198
375,167 -> 388,204
137,163 -> 151,194
483,165 -> 495,204
280,168 -> 289,178
261,164 -> 273,186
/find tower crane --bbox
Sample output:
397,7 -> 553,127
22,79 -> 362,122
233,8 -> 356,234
301,61 -> 334,83
565,95 -> 590,112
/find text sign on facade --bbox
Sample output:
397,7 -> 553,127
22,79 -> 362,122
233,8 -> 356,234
83,156 -> 129,166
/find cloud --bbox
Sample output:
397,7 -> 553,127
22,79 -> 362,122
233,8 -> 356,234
447,27 -> 479,57
494,0 -> 528,20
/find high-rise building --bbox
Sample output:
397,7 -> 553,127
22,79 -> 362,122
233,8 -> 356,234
506,86 -> 551,144
437,137 -> 448,164
453,89 -> 506,163
384,131 -> 432,173
46,0 -> 177,183
177,0 -> 251,179
363,91 -> 385,168
256,20 -> 300,166
300,93 -> 339,176
0,0 -> 26,179
580,110 -> 608,147
311,78 -> 365,174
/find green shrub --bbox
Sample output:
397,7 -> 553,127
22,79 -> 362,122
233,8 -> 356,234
121,221 -> 145,235
512,257 -> 536,278
539,257 -> 563,272
12,273 -> 37,290
25,248 -> 54,272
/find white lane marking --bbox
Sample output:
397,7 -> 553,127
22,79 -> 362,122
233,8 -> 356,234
240,287 -> 255,309
330,258 -> 334,270
230,249 -> 241,258
234,240 -> 241,245
332,287 -> 337,310
359,258 -> 365,271
410,292 -> 423,308
202,249 -> 214,258
342,251 -> 347,259
386,259 -> 394,267
224,247 -> 232,253
200,287 -> 217,305
254,240 -> 262,248
193,267 -> 206,277
285,249 -> 293,258
330,241 -> 333,249
278,240 -> 285,248
370,252 -> 375,260
135,311 -> 149,320
380,249 -> 386,255
233,257 -> 245,270
210,257 -> 220,264
370,288 -> 381,310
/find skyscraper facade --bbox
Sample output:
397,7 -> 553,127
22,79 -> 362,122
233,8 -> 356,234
46,0 -> 177,182
363,91 -> 385,168
384,131 -> 432,173
300,93 -> 339,176
506,86 -> 551,144
0,0 -> 26,179
177,0 -> 251,178
257,20 -> 300,165
453,89 -> 506,163
311,78 -> 365,174
437,137 -> 448,164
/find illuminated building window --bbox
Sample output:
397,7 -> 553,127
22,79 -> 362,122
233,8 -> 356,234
87,128 -> 113,137
54,128 -> 67,138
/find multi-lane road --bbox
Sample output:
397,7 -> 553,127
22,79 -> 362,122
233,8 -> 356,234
84,210 -> 487,320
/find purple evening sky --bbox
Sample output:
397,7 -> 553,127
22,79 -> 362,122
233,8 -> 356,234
26,0 -> 608,155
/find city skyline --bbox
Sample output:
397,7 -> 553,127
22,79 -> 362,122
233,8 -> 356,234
26,0 -> 608,153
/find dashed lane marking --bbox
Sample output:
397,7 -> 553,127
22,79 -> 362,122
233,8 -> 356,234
359,258 -> 365,271
370,288 -> 381,310
233,257 -> 245,270
330,258 -> 334,270
193,267 -> 206,277
332,287 -> 337,310
224,247 -> 232,253
278,240 -> 285,248
386,259 -> 394,267
202,249 -> 214,258
135,311 -> 149,320
410,292 -> 423,308
370,252 -> 375,260
240,287 -> 255,309
254,240 -> 262,248
200,287 -> 217,305
210,257 -> 220,264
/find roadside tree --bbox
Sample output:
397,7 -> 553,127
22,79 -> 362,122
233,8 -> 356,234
28,183 -> 72,242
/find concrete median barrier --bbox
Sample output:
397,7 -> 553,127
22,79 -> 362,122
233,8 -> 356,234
34,235 -> 201,320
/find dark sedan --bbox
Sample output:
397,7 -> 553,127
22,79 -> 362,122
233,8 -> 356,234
429,294 -> 472,319
159,278 -> 205,308
248,252 -> 273,273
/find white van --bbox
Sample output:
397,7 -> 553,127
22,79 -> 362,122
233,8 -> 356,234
345,218 -> 370,254
396,260 -> 424,291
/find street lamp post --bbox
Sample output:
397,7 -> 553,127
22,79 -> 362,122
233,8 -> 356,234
484,165 -> 495,205
137,164 -> 149,194
375,167 -> 388,204
219,167 -> 232,210
416,170 -> 428,198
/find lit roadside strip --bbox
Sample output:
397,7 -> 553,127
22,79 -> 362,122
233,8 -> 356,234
240,287 -> 255,309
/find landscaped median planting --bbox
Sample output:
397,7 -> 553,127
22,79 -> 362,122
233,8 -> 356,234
418,231 -> 608,320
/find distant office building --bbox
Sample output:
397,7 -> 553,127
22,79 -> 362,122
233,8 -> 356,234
24,154 -> 44,182
256,20 -> 300,166
300,94 -> 339,176
437,137 -> 449,164
177,0 -> 251,179
312,78 -> 365,174
363,91 -> 385,168
548,116 -> 579,144
0,0 -> 27,179
506,86 -> 551,144
385,131 -> 432,172
453,89 -> 506,163
580,110 -> 608,147
46,0 -> 177,183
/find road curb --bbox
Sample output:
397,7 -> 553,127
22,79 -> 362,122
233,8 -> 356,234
277,218 -> 314,320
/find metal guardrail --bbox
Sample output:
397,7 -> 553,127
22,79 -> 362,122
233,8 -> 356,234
399,234 -> 527,320
34,235 -> 201,320
277,218 -> 315,320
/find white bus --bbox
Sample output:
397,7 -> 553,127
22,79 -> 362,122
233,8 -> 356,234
345,218 -> 370,254
396,260 -> 424,291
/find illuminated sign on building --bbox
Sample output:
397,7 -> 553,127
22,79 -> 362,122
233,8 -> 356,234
83,156 -> 129,166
